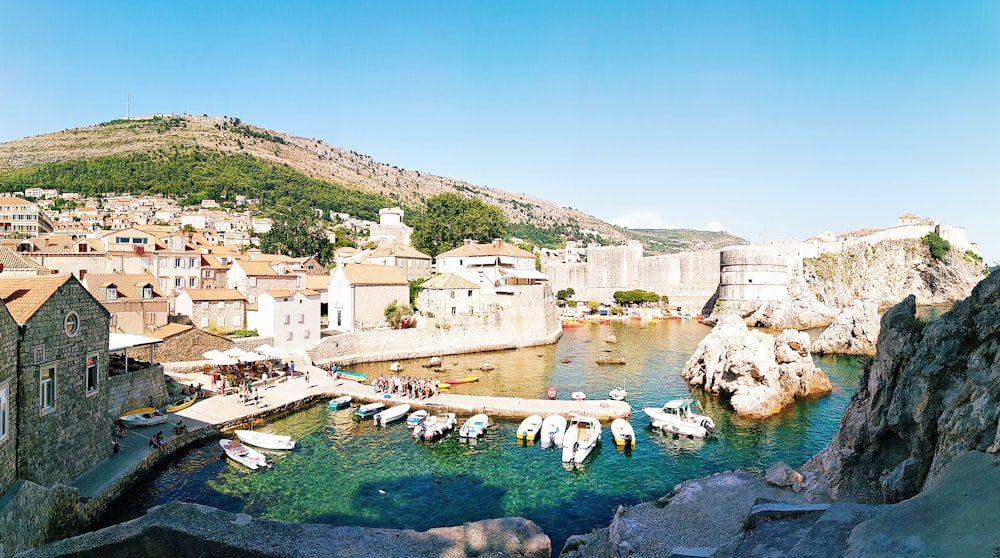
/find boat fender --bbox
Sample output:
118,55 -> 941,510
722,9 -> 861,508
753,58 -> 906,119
700,419 -> 712,431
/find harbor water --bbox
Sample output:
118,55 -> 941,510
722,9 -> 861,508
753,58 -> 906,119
99,318 -> 863,554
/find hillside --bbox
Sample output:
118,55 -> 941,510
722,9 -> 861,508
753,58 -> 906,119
627,228 -> 748,255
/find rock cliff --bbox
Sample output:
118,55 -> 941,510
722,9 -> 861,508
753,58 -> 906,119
718,239 -> 985,335
802,269 -> 1000,504
812,300 -> 881,355
681,312 -> 833,417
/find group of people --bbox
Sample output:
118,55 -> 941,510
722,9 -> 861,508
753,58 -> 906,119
148,431 -> 167,451
111,422 -> 127,453
372,374 -> 441,399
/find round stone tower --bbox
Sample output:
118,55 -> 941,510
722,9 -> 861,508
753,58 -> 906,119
718,245 -> 789,303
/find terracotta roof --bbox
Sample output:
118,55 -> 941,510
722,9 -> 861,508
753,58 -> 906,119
0,197 -> 35,206
263,289 -> 320,299
341,264 -> 408,286
146,323 -> 193,339
181,288 -> 246,301
236,260 -> 283,276
0,274 -> 74,323
436,239 -> 535,260
370,243 -> 432,260
0,245 -> 49,271
82,273 -> 165,300
305,274 -> 330,290
421,272 -> 478,289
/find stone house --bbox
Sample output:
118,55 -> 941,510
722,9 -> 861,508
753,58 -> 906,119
151,231 -> 204,297
9,234 -> 108,280
81,273 -> 169,335
174,288 -> 247,332
435,239 -> 547,297
0,274 -> 110,488
328,264 -> 409,332
364,242 -> 432,281
249,289 -> 321,352
0,296 -> 18,495
0,245 -> 51,276
227,260 -> 301,305
416,272 -> 481,317
198,254 -> 231,289
145,323 -> 234,362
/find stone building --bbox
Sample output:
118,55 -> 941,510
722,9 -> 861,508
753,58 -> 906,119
328,264 -> 409,332
227,260 -> 301,305
364,242 -> 432,281
0,274 -> 110,488
417,272 -> 481,317
81,273 -> 169,334
174,288 -> 247,332
9,234 -> 108,280
146,323 -> 234,362
0,297 -> 18,495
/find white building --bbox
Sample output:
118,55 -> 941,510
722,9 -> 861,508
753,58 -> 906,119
327,264 -> 409,332
248,289 -> 321,352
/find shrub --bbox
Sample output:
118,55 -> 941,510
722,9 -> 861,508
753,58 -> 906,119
921,232 -> 951,260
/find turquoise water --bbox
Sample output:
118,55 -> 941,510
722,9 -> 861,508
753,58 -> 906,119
101,319 -> 861,554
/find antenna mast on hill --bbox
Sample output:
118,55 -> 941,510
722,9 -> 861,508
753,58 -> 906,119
126,91 -> 130,120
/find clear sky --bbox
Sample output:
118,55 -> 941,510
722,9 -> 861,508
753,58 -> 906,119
2,1 -> 998,264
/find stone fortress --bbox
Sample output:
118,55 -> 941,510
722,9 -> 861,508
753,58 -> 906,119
543,213 -> 977,315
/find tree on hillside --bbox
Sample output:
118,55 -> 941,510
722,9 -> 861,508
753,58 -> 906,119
411,193 -> 508,257
258,204 -> 334,265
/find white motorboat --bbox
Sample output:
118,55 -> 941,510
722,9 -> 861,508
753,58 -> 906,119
540,414 -> 567,449
415,412 -> 457,441
611,418 -> 635,449
562,415 -> 602,465
516,414 -> 543,443
374,403 -> 411,426
328,395 -> 352,410
119,409 -> 168,427
220,439 -> 270,470
234,429 -> 295,450
353,402 -> 386,420
571,391 -> 587,401
644,398 -> 716,438
406,409 -> 428,427
459,413 -> 489,440
609,387 -> 628,401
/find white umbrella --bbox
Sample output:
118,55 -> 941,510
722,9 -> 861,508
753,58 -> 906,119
254,344 -> 288,358
224,347 -> 265,363
202,349 -> 237,365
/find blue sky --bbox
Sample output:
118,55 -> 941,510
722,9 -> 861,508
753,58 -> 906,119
2,1 -> 998,264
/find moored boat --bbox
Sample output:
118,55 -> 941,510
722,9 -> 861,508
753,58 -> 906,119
459,413 -> 489,440
234,429 -> 296,450
353,402 -> 386,420
571,391 -> 587,401
374,403 -> 411,426
166,392 -> 198,412
220,439 -> 270,469
516,414 -> 543,443
443,376 -> 479,385
328,395 -> 352,410
611,418 -> 635,449
561,415 -> 602,465
644,398 -> 716,438
336,370 -> 369,382
547,386 -> 557,400
540,414 -> 567,449
120,409 -> 168,427
416,412 -> 457,441
608,387 -> 627,401
406,409 -> 428,427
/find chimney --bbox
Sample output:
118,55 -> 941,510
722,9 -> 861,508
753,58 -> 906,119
493,238 -> 502,248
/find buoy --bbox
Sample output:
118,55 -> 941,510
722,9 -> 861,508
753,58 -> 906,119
378,489 -> 386,495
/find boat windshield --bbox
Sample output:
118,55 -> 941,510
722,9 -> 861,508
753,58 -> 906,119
690,400 -> 706,415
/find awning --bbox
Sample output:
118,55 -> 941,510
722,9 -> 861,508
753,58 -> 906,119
109,333 -> 164,352
499,268 -> 550,281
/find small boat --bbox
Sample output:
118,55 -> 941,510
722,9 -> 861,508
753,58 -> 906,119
571,391 -> 587,401
406,409 -> 428,427
166,392 -> 199,413
459,413 -> 489,440
120,409 -> 168,427
516,414 -> 544,443
335,370 -> 369,382
328,395 -> 352,410
561,415 -> 602,465
547,386 -> 557,400
234,429 -> 295,450
611,418 -> 636,449
540,414 -> 567,449
220,439 -> 270,470
353,402 -> 386,420
644,398 -> 716,438
374,403 -> 411,426
443,376 -> 479,385
416,412 -> 457,441
608,387 -> 627,401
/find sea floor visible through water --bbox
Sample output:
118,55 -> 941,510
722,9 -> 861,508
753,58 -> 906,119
100,318 -> 865,554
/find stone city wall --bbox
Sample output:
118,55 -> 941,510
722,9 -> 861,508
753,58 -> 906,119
0,480 -> 80,558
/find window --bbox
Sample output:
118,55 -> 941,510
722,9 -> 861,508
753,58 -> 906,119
201,301 -> 209,310
218,301 -> 226,309
283,314 -> 290,325
298,313 -> 305,324
468,290 -> 473,297
188,257 -> 197,267
0,381 -> 9,442
175,278 -> 183,288
248,277 -> 257,287
174,258 -> 182,268
33,346 -> 45,364
106,286 -> 118,301
304,329 -> 311,339
450,291 -> 455,299
285,331 -> 293,341
64,312 -> 80,337
145,312 -> 156,325
202,270 -> 214,278
86,355 -> 98,394
234,301 -> 241,309
112,255 -> 122,269
189,277 -> 197,288
40,367 -> 55,413
143,286 -> 153,300
231,316 -> 241,327
200,317 -> 209,328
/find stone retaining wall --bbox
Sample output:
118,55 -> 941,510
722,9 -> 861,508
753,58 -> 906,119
0,480 -> 80,558
106,365 -> 168,418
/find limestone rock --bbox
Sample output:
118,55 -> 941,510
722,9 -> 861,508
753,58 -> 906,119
813,300 -> 881,355
765,462 -> 805,491
428,356 -> 442,366
802,270 -> 1000,504
605,334 -> 619,344
681,313 -> 833,417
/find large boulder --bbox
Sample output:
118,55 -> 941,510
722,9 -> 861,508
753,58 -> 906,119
803,270 -> 1000,504
813,300 -> 881,356
681,313 -> 833,417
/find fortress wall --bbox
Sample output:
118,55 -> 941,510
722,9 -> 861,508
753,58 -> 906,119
718,246 -> 789,302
